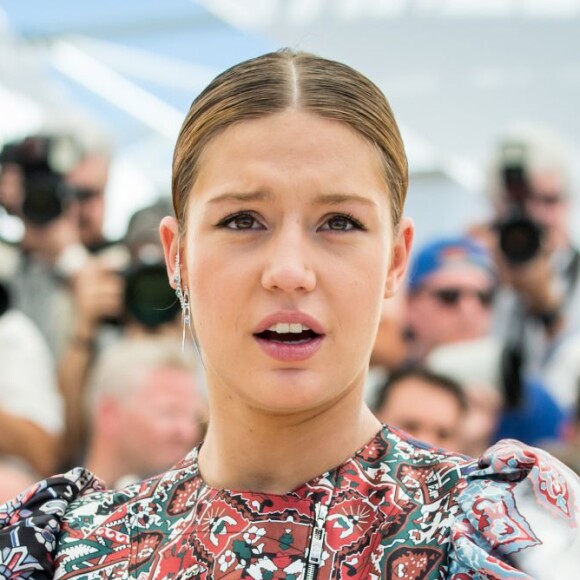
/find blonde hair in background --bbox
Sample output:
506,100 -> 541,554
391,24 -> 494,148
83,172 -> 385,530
85,337 -> 198,421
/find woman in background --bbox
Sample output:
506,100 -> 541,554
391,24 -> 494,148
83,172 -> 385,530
1,49 -> 579,579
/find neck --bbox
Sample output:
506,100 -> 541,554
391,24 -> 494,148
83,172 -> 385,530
198,385 -> 381,494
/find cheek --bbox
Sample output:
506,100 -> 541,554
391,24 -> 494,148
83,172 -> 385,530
477,311 -> 492,327
189,251 -> 235,325
549,206 -> 567,225
347,244 -> 390,294
336,278 -> 384,360
410,300 -> 440,329
125,410 -> 153,435
347,277 -> 382,322
528,204 -> 561,227
119,413 -> 155,453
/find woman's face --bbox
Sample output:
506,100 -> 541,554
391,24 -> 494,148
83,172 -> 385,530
161,109 -> 412,417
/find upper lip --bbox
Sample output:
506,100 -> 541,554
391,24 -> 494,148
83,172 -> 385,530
254,311 -> 326,335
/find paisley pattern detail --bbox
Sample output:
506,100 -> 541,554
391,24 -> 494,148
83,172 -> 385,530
0,467 -> 104,579
478,439 -> 575,520
384,546 -> 443,579
464,479 -> 538,554
0,427 -> 578,579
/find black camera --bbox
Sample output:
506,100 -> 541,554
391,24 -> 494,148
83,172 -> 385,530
0,281 -> 9,318
0,135 -> 83,226
495,142 -> 544,264
124,259 -> 181,329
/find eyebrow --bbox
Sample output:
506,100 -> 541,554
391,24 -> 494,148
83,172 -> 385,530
312,193 -> 378,207
208,191 -> 272,204
208,191 -> 377,207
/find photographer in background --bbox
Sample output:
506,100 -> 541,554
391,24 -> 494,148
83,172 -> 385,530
0,131 -> 128,467
0,132 -> 124,359
474,125 -> 580,407
403,234 -> 565,449
59,198 -> 183,468
122,198 -> 182,338
65,142 -> 110,253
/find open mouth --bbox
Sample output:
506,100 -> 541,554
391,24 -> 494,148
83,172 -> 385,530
253,321 -> 325,361
255,323 -> 321,344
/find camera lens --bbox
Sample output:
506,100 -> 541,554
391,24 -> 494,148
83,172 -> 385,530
498,216 -> 543,264
21,173 -> 66,225
124,264 -> 180,328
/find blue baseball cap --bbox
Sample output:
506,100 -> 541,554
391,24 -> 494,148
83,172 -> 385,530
408,236 -> 496,292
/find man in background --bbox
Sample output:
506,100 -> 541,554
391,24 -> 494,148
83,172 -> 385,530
374,367 -> 467,452
83,338 -> 206,488
480,125 -> 580,393
405,235 -> 565,451
405,236 -> 497,362
0,130 -> 124,358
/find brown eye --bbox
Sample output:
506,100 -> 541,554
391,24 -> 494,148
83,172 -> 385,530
320,213 -> 364,232
232,214 -> 256,229
218,212 -> 264,230
328,216 -> 350,230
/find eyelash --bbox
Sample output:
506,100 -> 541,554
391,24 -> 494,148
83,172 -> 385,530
322,213 -> 366,232
215,212 -> 264,231
215,212 -> 366,232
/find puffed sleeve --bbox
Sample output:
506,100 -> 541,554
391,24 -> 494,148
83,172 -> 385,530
448,439 -> 580,579
0,467 -> 104,579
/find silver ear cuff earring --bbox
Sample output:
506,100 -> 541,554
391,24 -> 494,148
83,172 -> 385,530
174,251 -> 191,350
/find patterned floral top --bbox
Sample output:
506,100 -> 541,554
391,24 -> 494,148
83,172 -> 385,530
0,425 -> 578,579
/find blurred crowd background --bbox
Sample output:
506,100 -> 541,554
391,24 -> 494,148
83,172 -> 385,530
2,0 -> 580,500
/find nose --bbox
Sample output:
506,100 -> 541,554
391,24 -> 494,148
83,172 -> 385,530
458,293 -> 487,314
261,222 -> 316,294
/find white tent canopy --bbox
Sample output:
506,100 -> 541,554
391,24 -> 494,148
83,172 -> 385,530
204,0 -> 580,178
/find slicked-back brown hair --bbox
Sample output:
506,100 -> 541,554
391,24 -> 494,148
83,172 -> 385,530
172,49 -> 408,233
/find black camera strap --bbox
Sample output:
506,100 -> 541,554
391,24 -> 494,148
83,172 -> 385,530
501,246 -> 580,408
562,247 -> 580,302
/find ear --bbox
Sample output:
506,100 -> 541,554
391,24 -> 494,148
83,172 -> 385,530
95,395 -> 121,437
159,216 -> 181,290
384,217 -> 414,299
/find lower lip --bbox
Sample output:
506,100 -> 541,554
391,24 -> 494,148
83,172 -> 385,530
255,335 -> 324,362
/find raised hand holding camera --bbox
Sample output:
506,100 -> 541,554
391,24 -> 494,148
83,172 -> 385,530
69,256 -> 125,345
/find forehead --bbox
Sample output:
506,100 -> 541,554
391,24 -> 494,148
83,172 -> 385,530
388,378 -> 462,413
191,110 -> 388,201
528,169 -> 565,193
67,154 -> 109,190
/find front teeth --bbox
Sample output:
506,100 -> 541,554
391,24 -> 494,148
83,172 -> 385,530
268,323 -> 310,334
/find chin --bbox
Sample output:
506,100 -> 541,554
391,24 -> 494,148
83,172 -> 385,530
252,383 -> 346,416
245,390 -> 329,416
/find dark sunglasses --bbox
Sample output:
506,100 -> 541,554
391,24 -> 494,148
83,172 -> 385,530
527,193 -> 566,207
75,187 -> 103,202
426,287 -> 495,308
